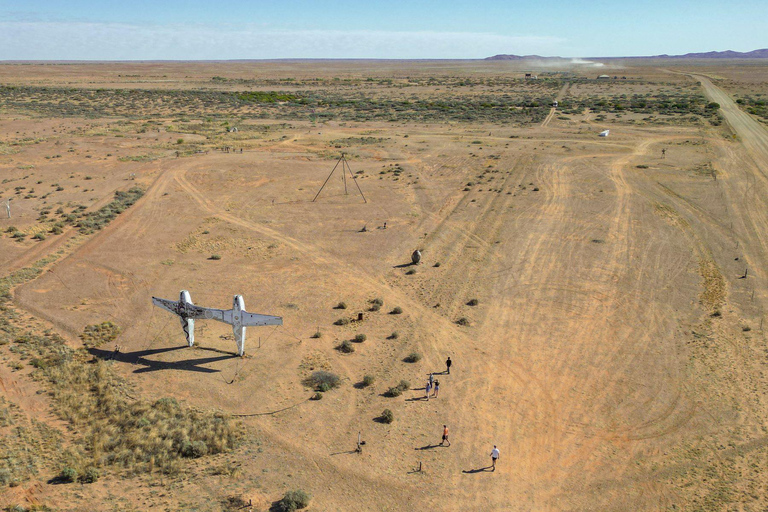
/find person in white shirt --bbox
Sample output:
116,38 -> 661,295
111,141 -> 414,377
490,445 -> 500,471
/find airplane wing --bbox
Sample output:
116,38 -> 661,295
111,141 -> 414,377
241,312 -> 283,327
152,297 -> 181,315
152,297 -> 228,321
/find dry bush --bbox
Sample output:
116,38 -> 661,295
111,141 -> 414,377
79,322 -> 121,348
12,330 -> 242,476
302,371 -> 341,392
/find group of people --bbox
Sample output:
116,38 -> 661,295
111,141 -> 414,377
421,356 -> 501,471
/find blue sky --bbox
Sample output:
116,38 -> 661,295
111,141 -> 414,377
0,1 -> 765,60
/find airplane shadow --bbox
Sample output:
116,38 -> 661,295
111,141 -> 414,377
88,346 -> 237,374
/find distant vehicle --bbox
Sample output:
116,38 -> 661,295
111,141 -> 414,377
152,290 -> 282,356
552,100 -> 558,107
599,130 -> 610,137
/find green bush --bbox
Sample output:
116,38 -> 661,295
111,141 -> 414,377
379,409 -> 394,424
276,489 -> 311,512
303,371 -> 340,391
456,317 -> 470,326
337,340 -> 354,353
209,254 -> 222,260
181,440 -> 209,458
361,375 -> 375,387
384,380 -> 409,397
334,317 -> 350,326
404,352 -> 421,363
353,333 -> 367,343
335,301 -> 347,309
390,306 -> 403,315
384,386 -> 402,397
310,331 -> 322,338
388,331 -> 399,339
79,466 -> 99,483
466,298 -> 479,306
59,467 -> 77,483
32,233 -> 46,241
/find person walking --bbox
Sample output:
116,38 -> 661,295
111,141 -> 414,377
490,445 -> 500,471
429,373 -> 434,387
440,425 -> 450,446
433,379 -> 440,398
446,357 -> 452,374
425,381 -> 432,400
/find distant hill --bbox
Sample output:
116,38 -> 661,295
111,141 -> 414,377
646,49 -> 768,59
486,49 -> 768,60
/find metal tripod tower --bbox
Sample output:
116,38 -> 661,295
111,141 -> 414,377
312,153 -> 367,203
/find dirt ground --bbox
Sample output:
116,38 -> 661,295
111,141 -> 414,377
3,60 -> 768,511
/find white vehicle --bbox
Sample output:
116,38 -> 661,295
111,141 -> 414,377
152,290 -> 282,356
599,130 -> 610,137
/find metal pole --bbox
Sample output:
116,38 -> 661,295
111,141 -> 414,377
342,153 -> 348,195
312,155 -> 344,202
344,155 -> 368,204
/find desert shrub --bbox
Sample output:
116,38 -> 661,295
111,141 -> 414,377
50,226 -> 63,235
75,187 -> 143,234
384,386 -> 402,397
303,371 -> 340,391
388,331 -> 399,339
385,380 -> 409,397
276,490 -> 311,512
334,301 -> 347,309
456,317 -> 470,326
378,409 -> 394,424
310,392 -> 322,400
310,331 -> 322,339
177,138 -> 184,144
79,321 -> 121,348
743,326 -> 752,332
5,226 -> 17,233
79,466 -> 99,483
32,233 -> 46,241
433,262 -> 441,267
404,352 -> 421,363
181,440 -> 209,458
405,269 -> 416,275
209,254 -> 222,260
390,306 -> 403,315
369,303 -> 381,312
370,298 -> 383,306
337,340 -> 354,353
466,298 -> 479,306
353,333 -> 367,343
59,467 -> 77,483
361,375 -> 375,387
334,317 -> 350,326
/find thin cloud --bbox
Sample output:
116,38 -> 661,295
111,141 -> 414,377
0,21 -> 565,60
